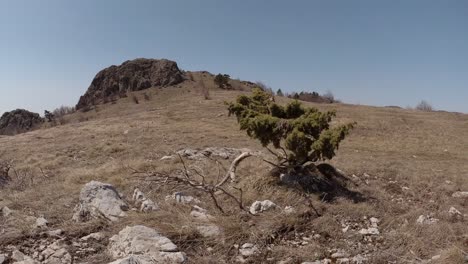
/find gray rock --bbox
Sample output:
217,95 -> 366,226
448,207 -> 463,219
177,147 -> 250,160
81,232 -> 106,241
239,243 -> 259,257
416,215 -> 439,225
1,206 -> 12,217
249,200 -> 277,215
358,227 -> 380,235
190,206 -> 213,222
452,191 -> 468,198
72,181 -> 128,222
11,250 -> 39,264
0,254 -> 6,264
108,225 -> 186,263
165,192 -> 200,204
46,229 -> 63,237
196,224 -> 221,238
108,255 -> 154,264
35,217 -> 48,229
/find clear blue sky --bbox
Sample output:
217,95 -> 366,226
1,0 -> 467,114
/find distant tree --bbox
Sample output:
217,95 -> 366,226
214,74 -> 231,89
44,110 -> 55,122
276,89 -> 284,97
415,100 -> 433,112
226,88 -> 355,168
322,91 -> 335,103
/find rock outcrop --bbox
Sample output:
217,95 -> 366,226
76,58 -> 184,109
108,225 -> 186,263
0,109 -> 43,135
72,181 -> 128,222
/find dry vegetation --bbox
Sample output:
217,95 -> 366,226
0,72 -> 467,263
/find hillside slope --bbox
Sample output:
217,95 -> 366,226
0,76 -> 467,263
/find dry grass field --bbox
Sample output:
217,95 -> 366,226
1,73 -> 467,263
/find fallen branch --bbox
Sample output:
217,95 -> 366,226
216,151 -> 252,187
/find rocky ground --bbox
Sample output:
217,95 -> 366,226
0,72 -> 467,263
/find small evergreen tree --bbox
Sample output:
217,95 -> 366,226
44,110 -> 55,122
227,88 -> 354,168
276,89 -> 284,97
214,74 -> 231,89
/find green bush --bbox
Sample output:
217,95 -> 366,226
227,88 -> 354,168
214,74 -> 231,89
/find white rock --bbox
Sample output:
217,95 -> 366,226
35,217 -> 48,229
249,200 -> 277,215
358,227 -> 380,235
370,217 -> 380,227
452,191 -> 468,198
165,192 -> 200,204
331,250 -> 349,258
46,229 -> 63,237
239,243 -> 259,257
0,254 -> 6,264
448,207 -> 463,219
108,225 -> 186,263
107,255 -> 153,264
284,206 -> 296,214
190,206 -> 213,222
72,181 -> 128,222
132,188 -> 146,204
196,224 -> 222,237
416,215 -> 439,225
140,199 -> 158,212
11,250 -> 39,264
81,232 -> 106,241
1,206 -> 12,217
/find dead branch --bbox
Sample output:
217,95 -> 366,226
216,151 -> 252,187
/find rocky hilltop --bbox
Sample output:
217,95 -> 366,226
76,58 -> 185,109
0,109 -> 43,135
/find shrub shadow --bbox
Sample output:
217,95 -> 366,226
274,163 -> 367,203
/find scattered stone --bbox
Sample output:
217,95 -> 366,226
35,217 -> 48,229
2,206 -> 12,217
358,227 -> 380,235
46,229 -> 63,237
190,206 -> 213,222
72,181 -> 128,222
108,225 -> 186,263
41,241 -> 72,264
108,255 -> 153,264
331,250 -> 349,259
370,217 -> 380,227
416,215 -> 439,225
196,224 -> 222,238
11,250 -> 38,264
452,191 -> 468,198
249,200 -> 277,215
177,147 -> 250,160
81,232 -> 106,241
165,192 -> 200,204
239,243 -> 259,257
132,188 -> 158,212
448,207 -> 463,219
284,206 -> 296,215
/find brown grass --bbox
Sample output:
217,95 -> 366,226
0,73 -> 467,263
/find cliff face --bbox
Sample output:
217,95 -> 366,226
76,58 -> 185,109
0,109 -> 43,135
